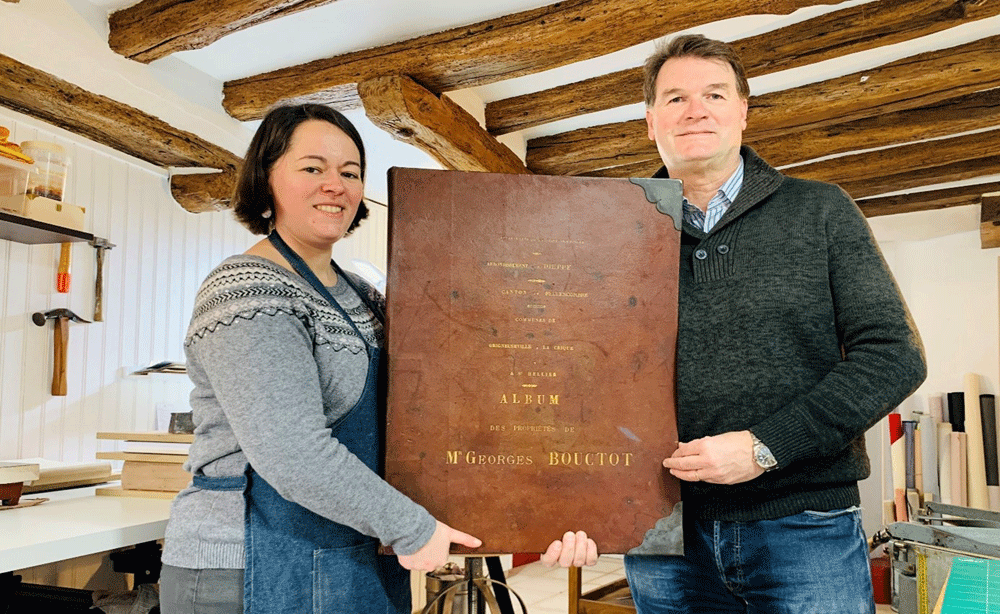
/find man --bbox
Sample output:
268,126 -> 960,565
624,34 -> 926,613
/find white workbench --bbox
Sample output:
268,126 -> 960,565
0,485 -> 171,573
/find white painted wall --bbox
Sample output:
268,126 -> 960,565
860,216 -> 999,537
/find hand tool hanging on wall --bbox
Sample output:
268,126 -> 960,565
56,242 -> 71,293
31,308 -> 90,396
88,238 -> 115,321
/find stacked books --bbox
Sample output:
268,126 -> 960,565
95,431 -> 193,499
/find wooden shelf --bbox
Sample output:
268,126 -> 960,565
0,210 -> 94,244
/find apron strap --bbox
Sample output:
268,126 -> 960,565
193,473 -> 247,491
267,230 -> 376,346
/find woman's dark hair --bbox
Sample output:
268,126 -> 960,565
232,103 -> 369,236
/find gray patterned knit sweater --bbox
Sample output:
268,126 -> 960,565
162,255 -> 436,570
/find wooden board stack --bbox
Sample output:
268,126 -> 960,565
21,459 -> 115,493
95,431 -> 193,499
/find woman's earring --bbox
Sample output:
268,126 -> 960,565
261,208 -> 272,219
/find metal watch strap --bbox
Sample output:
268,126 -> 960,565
751,433 -> 777,470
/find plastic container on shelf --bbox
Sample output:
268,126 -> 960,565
0,155 -> 31,209
0,152 -> 84,231
21,140 -> 69,202
0,140 -> 85,231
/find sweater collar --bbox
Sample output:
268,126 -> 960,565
651,146 -> 784,232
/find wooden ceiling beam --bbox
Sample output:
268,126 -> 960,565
982,192 -> 1000,249
0,54 -> 240,212
109,0 -> 342,63
487,68 -> 643,137
576,88 -> 1000,178
527,119 -> 654,177
748,35 -> 1000,140
0,53 -> 238,171
857,182 -> 1000,218
486,0 -> 1000,135
169,171 -> 238,213
527,34 -> 1000,176
784,130 -> 1000,186
359,75 -> 527,175
752,88 -> 1000,167
838,156 -> 1000,200
222,0 -> 832,121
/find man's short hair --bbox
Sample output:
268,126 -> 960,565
642,34 -> 750,106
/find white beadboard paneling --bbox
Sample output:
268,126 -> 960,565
0,239 -> 15,457
335,200 -> 388,281
0,106 -> 257,462
165,201 -> 187,364
133,166 -> 157,430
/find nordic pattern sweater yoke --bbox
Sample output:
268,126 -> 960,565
654,147 -> 926,522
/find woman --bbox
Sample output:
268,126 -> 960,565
160,104 -> 595,614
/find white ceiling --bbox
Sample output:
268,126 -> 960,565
59,0 -> 1000,241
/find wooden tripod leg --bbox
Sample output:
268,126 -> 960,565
569,566 -> 582,614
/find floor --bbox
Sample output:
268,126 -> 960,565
486,556 -> 895,613
502,555 -> 627,614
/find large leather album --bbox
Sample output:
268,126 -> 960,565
385,168 -> 683,554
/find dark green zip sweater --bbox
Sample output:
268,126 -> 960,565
655,146 -> 926,522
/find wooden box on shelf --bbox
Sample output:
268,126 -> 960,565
1,195 -> 86,232
95,431 -> 193,499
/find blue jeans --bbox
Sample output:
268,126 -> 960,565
624,507 -> 874,614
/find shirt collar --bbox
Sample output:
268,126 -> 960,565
715,155 -> 745,206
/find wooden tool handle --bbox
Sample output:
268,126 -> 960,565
52,317 -> 68,396
94,248 -> 105,322
57,242 -> 71,293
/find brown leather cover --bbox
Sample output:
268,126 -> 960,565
385,168 -> 682,554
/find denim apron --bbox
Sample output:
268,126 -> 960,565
193,230 -> 409,614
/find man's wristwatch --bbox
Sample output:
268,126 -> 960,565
751,434 -> 778,471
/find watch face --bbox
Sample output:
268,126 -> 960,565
754,444 -> 777,468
